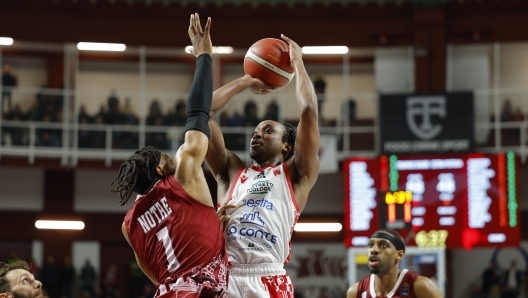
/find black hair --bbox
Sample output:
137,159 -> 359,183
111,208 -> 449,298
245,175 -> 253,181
282,122 -> 296,161
372,229 -> 406,251
111,146 -> 161,206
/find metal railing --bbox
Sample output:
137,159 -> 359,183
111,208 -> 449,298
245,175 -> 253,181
3,86 -> 528,167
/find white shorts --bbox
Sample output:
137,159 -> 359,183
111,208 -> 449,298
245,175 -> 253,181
228,263 -> 294,298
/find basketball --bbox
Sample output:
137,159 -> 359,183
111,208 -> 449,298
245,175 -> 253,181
244,38 -> 295,89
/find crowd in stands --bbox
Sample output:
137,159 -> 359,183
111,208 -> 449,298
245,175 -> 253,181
0,81 -> 281,152
4,252 -> 154,298
471,260 -> 525,298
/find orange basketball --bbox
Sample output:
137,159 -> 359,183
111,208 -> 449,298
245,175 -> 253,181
244,38 -> 295,89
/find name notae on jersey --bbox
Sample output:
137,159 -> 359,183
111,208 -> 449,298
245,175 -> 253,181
224,163 -> 300,265
356,269 -> 419,298
124,175 -> 227,287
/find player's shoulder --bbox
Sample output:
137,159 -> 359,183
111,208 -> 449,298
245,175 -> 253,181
346,282 -> 360,298
413,275 -> 444,298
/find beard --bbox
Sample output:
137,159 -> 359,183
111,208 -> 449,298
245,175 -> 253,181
11,289 -> 46,298
369,267 -> 380,274
249,149 -> 264,161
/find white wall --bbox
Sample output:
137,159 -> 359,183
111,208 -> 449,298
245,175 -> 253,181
0,167 -> 43,211
72,241 -> 100,281
2,56 -> 48,111
375,47 -> 414,94
499,42 -> 528,114
74,169 -> 134,213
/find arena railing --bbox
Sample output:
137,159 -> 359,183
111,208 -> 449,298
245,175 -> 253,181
2,86 -> 528,167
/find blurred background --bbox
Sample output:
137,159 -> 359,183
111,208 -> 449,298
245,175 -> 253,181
1,0 -> 528,297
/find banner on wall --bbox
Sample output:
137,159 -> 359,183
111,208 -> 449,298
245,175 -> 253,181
379,92 -> 474,154
318,135 -> 338,174
285,243 -> 348,298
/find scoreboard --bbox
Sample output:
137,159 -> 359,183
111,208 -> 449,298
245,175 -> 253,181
344,153 -> 520,250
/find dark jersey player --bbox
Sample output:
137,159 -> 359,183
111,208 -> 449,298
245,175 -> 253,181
347,229 -> 444,298
111,14 -> 227,298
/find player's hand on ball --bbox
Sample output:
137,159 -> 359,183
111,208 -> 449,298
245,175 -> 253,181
281,34 -> 302,68
188,13 -> 213,57
217,204 -> 236,231
249,77 -> 276,95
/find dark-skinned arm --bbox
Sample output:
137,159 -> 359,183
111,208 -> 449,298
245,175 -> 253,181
282,34 -> 320,211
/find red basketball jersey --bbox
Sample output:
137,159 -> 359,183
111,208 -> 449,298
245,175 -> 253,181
356,269 -> 419,298
124,175 -> 228,294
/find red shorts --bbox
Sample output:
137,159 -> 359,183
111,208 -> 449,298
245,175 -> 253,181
156,254 -> 229,298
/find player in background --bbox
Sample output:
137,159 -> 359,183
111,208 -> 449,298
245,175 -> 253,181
207,35 -> 320,297
346,229 -> 444,298
111,14 -> 228,298
0,260 -> 45,298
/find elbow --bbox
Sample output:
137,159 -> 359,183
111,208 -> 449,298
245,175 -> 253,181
300,101 -> 318,117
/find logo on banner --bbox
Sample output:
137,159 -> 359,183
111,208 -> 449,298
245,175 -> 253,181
406,96 -> 446,140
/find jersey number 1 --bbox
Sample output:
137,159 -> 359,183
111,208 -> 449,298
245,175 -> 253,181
156,226 -> 180,273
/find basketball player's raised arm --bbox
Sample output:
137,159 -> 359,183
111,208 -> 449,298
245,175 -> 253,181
414,276 -> 444,298
206,75 -> 274,181
346,283 -> 359,298
281,34 -> 320,210
174,14 -> 214,205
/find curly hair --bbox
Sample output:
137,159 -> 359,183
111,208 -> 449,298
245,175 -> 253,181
111,146 -> 161,206
0,260 -> 31,293
282,123 -> 296,161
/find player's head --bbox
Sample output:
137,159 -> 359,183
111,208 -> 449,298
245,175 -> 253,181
0,260 -> 44,298
249,120 -> 296,163
111,146 -> 175,206
367,229 -> 405,275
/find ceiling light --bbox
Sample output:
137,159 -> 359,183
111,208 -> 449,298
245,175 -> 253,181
77,42 -> 126,51
0,37 -> 14,46
302,46 -> 349,54
35,220 -> 85,230
185,46 -> 234,54
294,223 -> 342,232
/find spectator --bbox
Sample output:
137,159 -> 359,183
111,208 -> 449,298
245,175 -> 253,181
470,283 -> 486,298
228,111 -> 244,127
39,255 -> 58,298
5,104 -> 27,146
80,259 -> 96,296
79,105 -> 91,123
346,98 -> 357,123
121,97 -> 138,125
264,99 -> 279,121
501,99 -> 513,122
314,70 -> 326,114
103,263 -> 118,295
482,261 -> 501,298
59,256 -> 75,298
502,260 -> 522,298
244,100 -> 260,127
170,99 -> 186,126
2,64 -> 17,113
106,90 -> 121,125
129,259 -> 146,298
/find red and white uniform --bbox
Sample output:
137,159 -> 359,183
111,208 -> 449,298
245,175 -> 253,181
223,163 -> 300,298
124,175 -> 228,298
356,269 -> 419,298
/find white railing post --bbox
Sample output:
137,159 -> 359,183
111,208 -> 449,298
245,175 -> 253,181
494,43 -> 501,152
105,126 -> 112,167
343,51 -> 350,154
61,44 -> 71,166
29,122 -> 35,165
73,43 -> 80,166
139,46 -> 146,148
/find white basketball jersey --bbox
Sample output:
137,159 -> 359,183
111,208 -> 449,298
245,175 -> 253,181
224,163 -> 300,265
